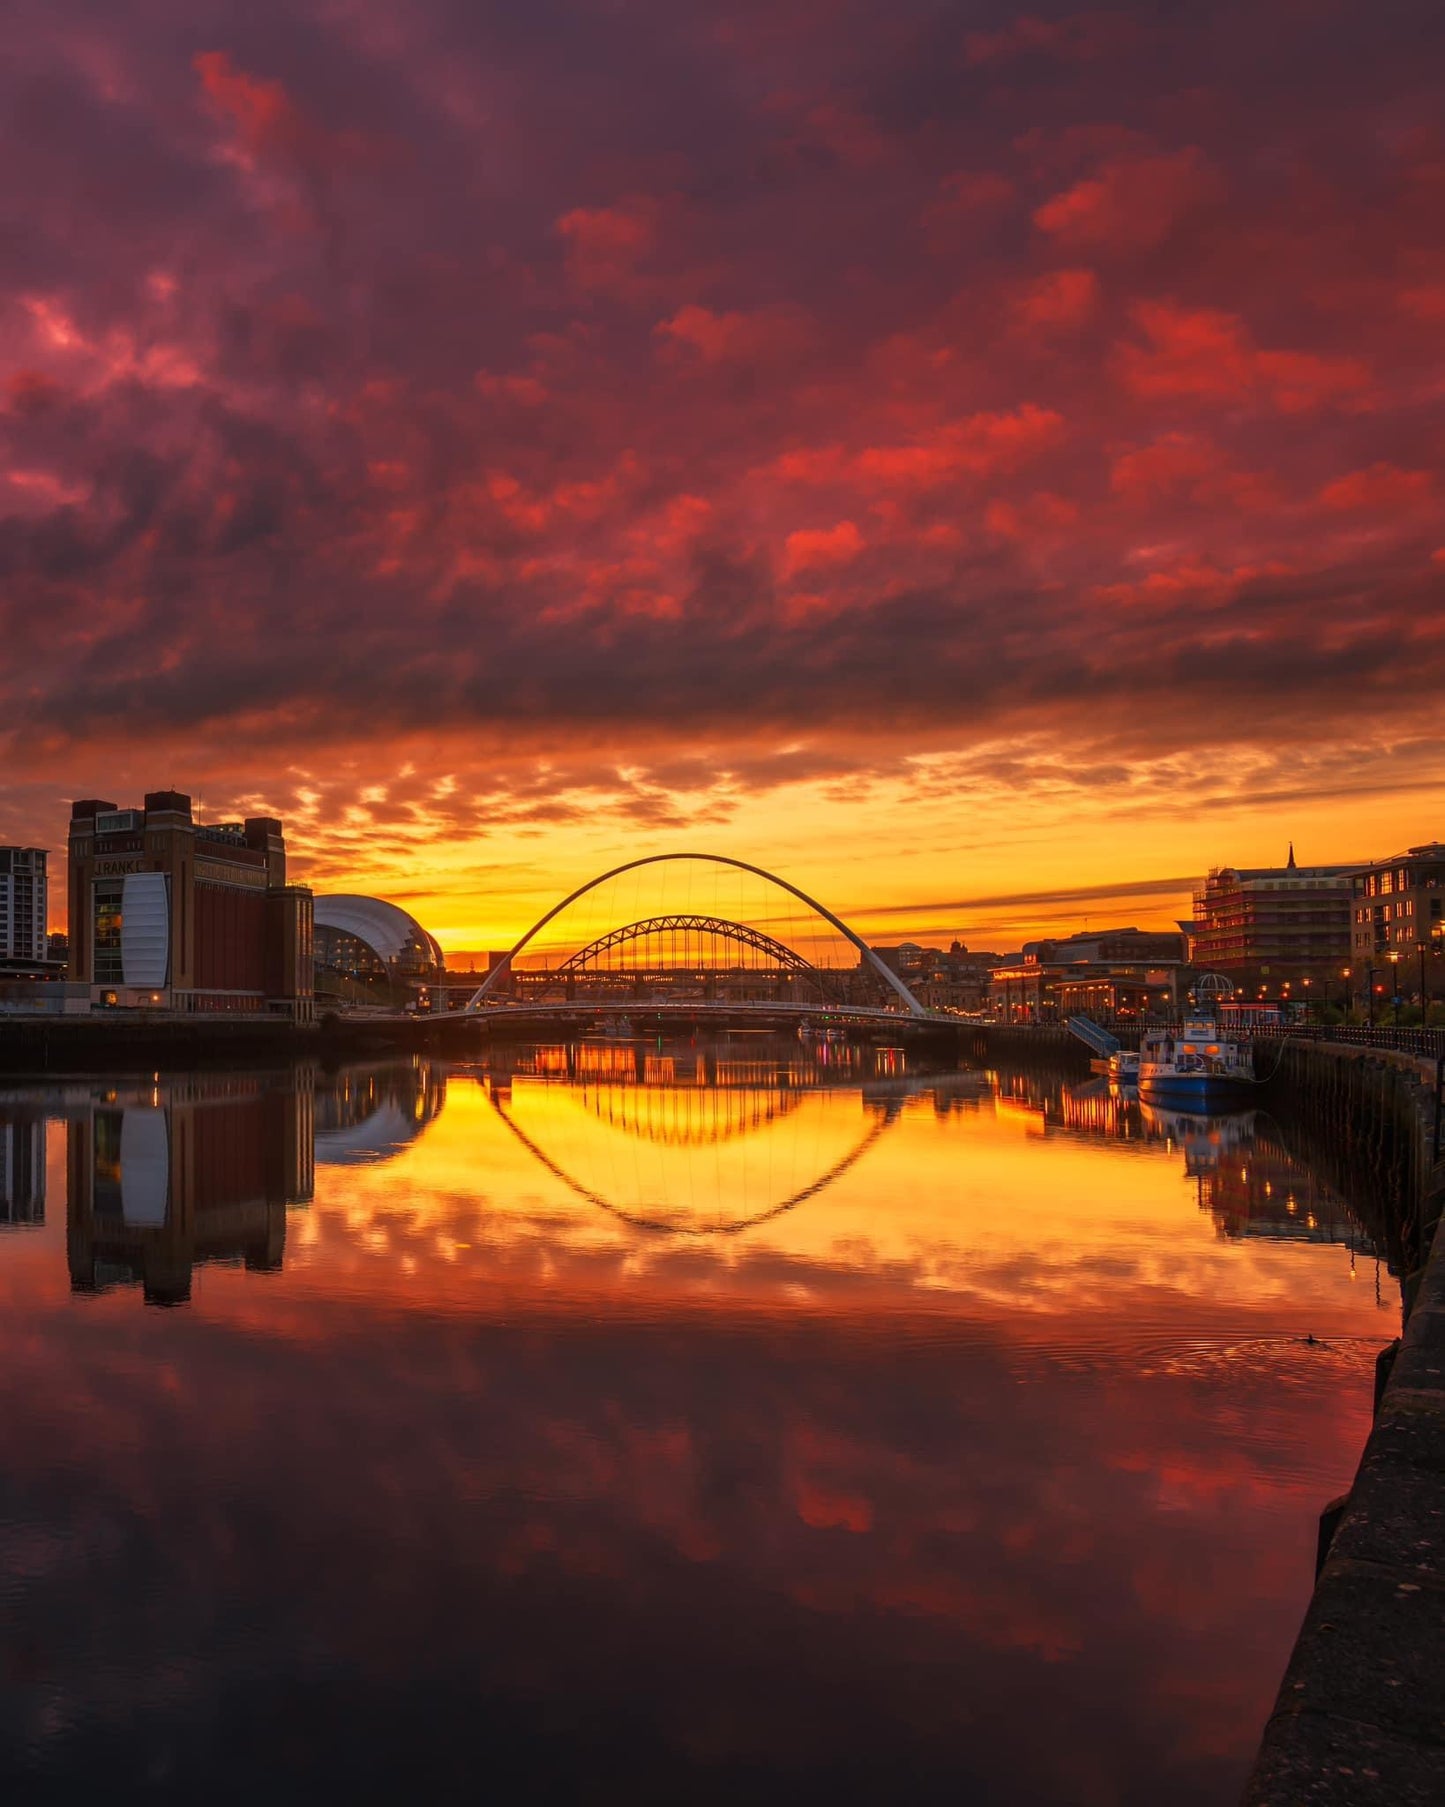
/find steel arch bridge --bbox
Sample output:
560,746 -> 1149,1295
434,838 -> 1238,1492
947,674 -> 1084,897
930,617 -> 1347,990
464,852 -> 926,1019
557,914 -> 815,976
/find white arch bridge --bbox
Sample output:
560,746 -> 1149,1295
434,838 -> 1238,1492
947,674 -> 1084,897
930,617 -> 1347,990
463,853 -> 930,1028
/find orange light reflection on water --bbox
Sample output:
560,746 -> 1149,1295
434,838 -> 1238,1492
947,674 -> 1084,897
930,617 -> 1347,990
266,1075 -> 1388,1355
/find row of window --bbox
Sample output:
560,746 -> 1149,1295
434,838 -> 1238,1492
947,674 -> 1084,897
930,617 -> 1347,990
1356,869 -> 1444,898
1355,897 -> 1445,923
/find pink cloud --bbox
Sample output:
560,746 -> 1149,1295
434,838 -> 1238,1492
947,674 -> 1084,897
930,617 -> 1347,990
1091,558 -> 1295,611
984,491 -> 1079,539
855,404 -> 1066,487
195,51 -> 310,165
924,169 -> 1017,251
1115,302 -> 1372,411
1034,149 -> 1219,252
1318,464 -> 1434,511
1108,434 -> 1275,509
802,102 -> 892,169
1110,433 -> 1220,497
1014,267 -> 1099,330
193,49 -> 380,176
2,0 -> 1443,878
1399,282 -> 1445,322
654,304 -> 807,364
782,520 -> 865,576
964,13 -> 1126,66
556,199 -> 657,293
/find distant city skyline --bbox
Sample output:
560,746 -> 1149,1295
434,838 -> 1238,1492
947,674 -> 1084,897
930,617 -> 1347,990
2,4 -> 1441,952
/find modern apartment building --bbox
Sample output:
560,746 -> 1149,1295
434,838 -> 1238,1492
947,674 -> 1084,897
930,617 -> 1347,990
1347,843 -> 1445,1003
0,847 -> 48,968
67,791 -> 314,1018
1186,849 -> 1354,981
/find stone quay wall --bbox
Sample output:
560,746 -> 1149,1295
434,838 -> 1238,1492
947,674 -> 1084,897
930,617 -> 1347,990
1245,1040 -> 1445,1805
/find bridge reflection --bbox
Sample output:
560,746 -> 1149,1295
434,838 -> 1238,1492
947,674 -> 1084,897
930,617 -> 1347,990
481,1037 -> 988,1236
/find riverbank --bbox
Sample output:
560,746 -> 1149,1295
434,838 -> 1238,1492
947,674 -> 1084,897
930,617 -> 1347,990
1245,1041 -> 1445,1805
0,1006 -> 964,1074
0,1011 -> 486,1073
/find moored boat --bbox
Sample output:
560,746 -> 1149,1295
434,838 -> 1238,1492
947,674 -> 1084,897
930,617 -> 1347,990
1138,1015 -> 1257,1110
1107,1049 -> 1140,1088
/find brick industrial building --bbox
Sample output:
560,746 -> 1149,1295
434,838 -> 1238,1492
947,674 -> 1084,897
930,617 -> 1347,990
67,791 -> 314,1018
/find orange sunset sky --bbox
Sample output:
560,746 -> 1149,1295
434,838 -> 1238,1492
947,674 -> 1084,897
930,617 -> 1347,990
1,3 -> 1441,954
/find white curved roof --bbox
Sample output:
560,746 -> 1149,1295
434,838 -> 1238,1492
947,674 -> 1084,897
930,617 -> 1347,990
314,895 -> 444,969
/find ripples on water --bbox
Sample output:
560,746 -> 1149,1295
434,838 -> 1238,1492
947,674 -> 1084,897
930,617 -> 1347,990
0,1042 -> 1395,1805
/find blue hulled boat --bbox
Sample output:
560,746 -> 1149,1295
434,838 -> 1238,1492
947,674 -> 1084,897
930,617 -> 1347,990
1138,1015 -> 1259,1111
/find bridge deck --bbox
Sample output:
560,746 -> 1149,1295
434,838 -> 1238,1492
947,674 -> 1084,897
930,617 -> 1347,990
466,998 -> 942,1031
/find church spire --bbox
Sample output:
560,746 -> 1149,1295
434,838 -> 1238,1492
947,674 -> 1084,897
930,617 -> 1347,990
1287,840 -> 1297,870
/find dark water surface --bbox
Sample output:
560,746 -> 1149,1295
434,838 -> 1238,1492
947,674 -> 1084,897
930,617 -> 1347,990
0,1044 -> 1394,1804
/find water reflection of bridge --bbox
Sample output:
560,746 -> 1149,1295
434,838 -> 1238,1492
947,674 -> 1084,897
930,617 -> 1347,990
495,1039 -> 877,1089
577,1082 -> 804,1148
490,1086 -> 894,1237
483,1039 -> 990,1235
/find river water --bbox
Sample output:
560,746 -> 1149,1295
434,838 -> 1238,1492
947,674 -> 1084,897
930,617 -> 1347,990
0,1041 -> 1395,1805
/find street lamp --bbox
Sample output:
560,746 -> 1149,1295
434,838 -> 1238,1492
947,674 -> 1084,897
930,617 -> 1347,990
1301,976 -> 1312,1026
1386,950 -> 1401,1026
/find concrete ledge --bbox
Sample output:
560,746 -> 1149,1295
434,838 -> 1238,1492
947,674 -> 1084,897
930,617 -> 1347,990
1245,1177 -> 1445,1802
